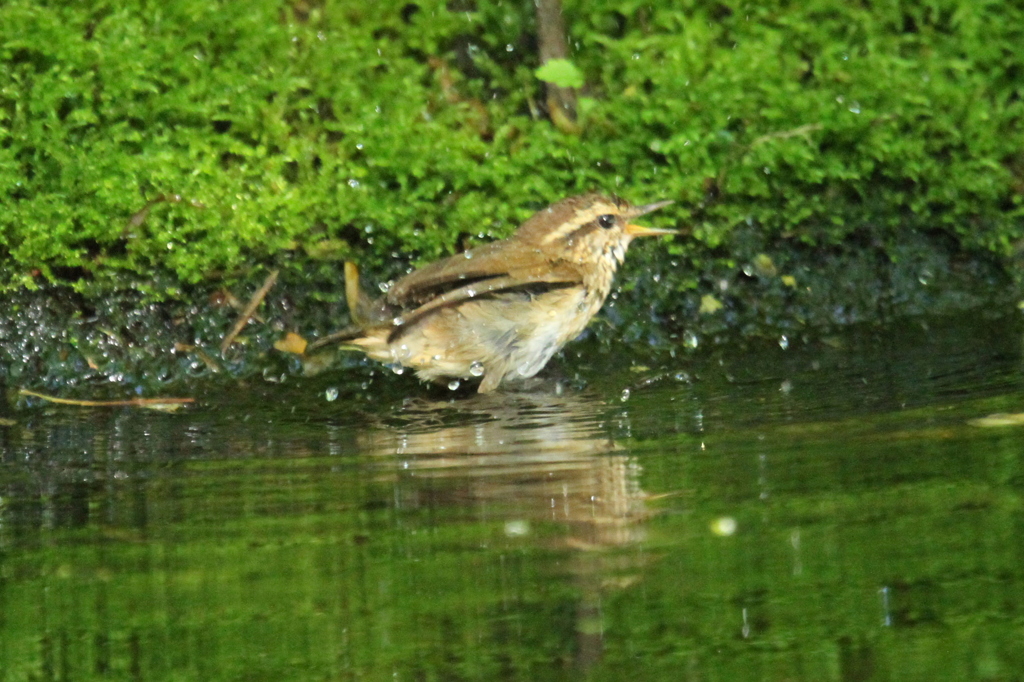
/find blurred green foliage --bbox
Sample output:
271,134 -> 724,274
1,0 -> 1022,298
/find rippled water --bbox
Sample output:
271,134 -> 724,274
3,313 -> 1024,681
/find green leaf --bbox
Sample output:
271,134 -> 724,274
535,59 -> 584,89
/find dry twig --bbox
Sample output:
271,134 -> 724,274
19,389 -> 194,411
220,269 -> 279,354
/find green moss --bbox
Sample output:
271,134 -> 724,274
2,0 -> 1022,295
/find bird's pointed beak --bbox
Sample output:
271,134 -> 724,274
625,199 -> 677,237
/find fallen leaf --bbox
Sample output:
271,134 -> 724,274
274,332 -> 308,355
700,294 -> 723,314
750,253 -> 777,277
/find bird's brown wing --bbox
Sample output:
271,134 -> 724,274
385,239 -> 580,309
391,265 -> 579,329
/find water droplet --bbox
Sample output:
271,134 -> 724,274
684,331 -> 699,349
848,102 -> 861,114
505,43 -> 514,52
397,344 -> 411,360
464,250 -> 474,259
378,280 -> 392,293
780,379 -> 793,394
325,387 -> 339,402
392,317 -> 404,326
386,363 -> 405,375
779,335 -> 789,350
469,361 -> 485,377
448,379 -> 461,390
355,143 -> 364,150
466,288 -> 476,297
620,388 -> 631,402
348,178 -> 360,188
632,52 -> 641,60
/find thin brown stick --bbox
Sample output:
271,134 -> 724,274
748,123 -> 823,149
126,193 -> 206,230
715,123 -> 826,192
173,343 -> 223,373
306,325 -> 360,353
220,269 -> 279,354
19,389 -> 194,408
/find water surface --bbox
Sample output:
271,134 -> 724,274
3,313 -> 1024,681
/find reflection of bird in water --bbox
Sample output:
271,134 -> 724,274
358,388 -> 656,673
358,389 -> 651,550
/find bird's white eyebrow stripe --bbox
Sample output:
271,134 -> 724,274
539,206 -> 612,244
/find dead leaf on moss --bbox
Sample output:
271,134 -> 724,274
700,294 -> 723,314
274,332 -> 308,355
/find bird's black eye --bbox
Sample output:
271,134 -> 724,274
598,214 -> 616,229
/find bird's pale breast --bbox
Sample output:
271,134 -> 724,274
355,285 -> 602,392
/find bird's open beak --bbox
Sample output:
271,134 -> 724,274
625,199 -> 677,237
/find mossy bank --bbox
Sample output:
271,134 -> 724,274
2,0 -> 1022,394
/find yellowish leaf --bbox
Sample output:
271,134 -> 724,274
751,253 -> 777,277
699,294 -> 723,314
274,332 -> 308,355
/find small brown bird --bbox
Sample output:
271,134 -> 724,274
313,193 -> 676,392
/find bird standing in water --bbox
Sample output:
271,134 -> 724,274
312,193 -> 676,392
